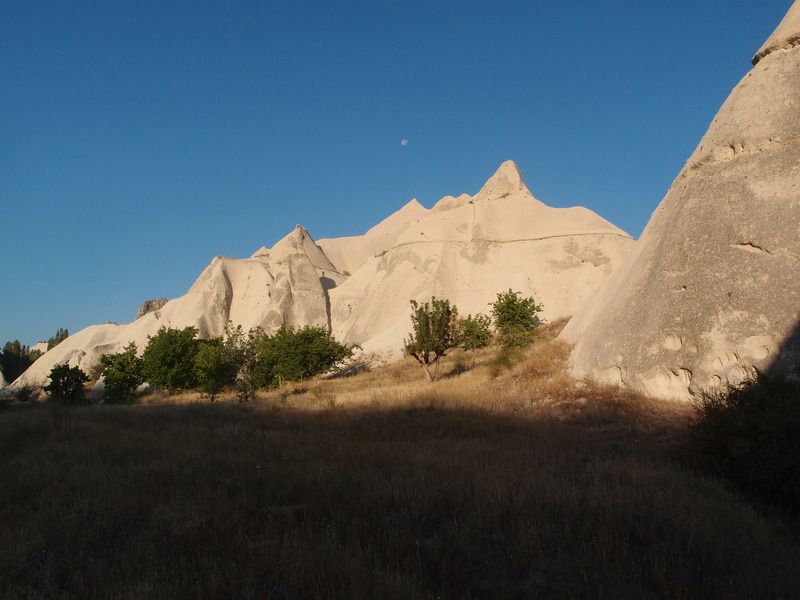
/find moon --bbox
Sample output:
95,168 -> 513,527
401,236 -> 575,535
400,139 -> 409,146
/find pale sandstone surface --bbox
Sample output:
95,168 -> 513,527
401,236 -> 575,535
14,227 -> 332,388
753,1 -> 800,65
317,199 -> 429,275
14,161 -> 634,387
562,2 -> 800,400
330,161 -> 634,359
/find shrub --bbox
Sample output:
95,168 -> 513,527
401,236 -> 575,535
142,327 -> 200,392
14,385 -> 36,403
1,340 -> 41,383
225,326 -> 268,401
488,347 -> 523,378
43,364 -> 90,406
690,370 -> 800,511
458,313 -> 492,351
47,328 -> 69,350
99,343 -> 145,403
490,289 -> 543,349
194,338 -> 235,400
254,326 -> 355,388
403,298 -> 460,382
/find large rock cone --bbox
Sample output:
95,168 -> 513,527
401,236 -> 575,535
328,161 -> 634,357
561,1 -> 800,400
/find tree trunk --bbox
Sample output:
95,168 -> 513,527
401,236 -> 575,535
421,363 -> 433,383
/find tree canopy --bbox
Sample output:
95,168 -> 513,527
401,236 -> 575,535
403,298 -> 460,382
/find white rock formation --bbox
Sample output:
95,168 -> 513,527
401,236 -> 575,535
14,226 -> 336,388
317,198 -> 429,275
561,2 -> 800,400
29,342 -> 48,356
329,161 -> 634,358
15,160 -> 635,387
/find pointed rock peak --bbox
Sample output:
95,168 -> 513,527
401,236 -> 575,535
473,160 -> 533,202
753,1 -> 800,65
250,246 -> 271,259
271,224 -> 315,254
404,198 -> 425,210
432,193 -> 471,213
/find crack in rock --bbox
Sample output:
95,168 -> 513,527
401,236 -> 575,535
733,242 -> 772,256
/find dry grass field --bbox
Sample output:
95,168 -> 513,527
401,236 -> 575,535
1,322 -> 799,598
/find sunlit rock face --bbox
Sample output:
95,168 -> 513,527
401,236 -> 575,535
327,161 -> 634,359
561,1 -> 800,401
15,226 -> 335,388
15,161 -> 634,387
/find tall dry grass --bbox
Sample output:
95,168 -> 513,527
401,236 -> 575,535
0,328 -> 798,598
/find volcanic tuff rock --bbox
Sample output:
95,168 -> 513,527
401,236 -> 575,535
136,298 -> 168,320
15,226 -> 335,387
328,161 -> 634,357
15,160 -> 634,387
561,1 -> 800,401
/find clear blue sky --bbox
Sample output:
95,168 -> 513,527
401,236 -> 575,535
0,1 -> 791,345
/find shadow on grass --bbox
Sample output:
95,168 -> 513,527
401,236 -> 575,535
1,399 -> 798,599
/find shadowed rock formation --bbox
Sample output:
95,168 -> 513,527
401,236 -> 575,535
136,298 -> 168,320
562,1 -> 800,400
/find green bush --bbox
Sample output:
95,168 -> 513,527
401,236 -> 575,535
47,328 -> 69,350
490,289 -> 543,349
403,298 -> 460,382
99,343 -> 145,403
224,325 -> 268,401
194,338 -> 236,400
458,313 -> 492,351
690,371 -> 800,511
43,364 -> 90,406
254,326 -> 355,388
487,347 -> 523,378
14,385 -> 36,403
1,340 -> 41,383
142,327 -> 200,392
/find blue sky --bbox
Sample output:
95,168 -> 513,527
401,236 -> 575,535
0,1 -> 792,344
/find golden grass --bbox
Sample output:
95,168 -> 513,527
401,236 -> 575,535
1,329 -> 798,598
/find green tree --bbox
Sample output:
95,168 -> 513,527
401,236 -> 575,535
224,324 -> 267,401
43,364 -> 90,406
490,289 -> 543,349
458,313 -> 492,351
0,340 -> 40,383
254,326 -> 355,388
142,326 -> 200,392
403,298 -> 460,382
47,328 -> 69,350
99,342 -> 145,403
194,338 -> 235,400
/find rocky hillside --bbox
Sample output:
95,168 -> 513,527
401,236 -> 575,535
14,160 -> 634,387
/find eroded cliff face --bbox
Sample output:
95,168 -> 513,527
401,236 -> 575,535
15,161 -> 634,388
329,161 -> 634,358
14,227 -> 333,388
561,1 -> 800,400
